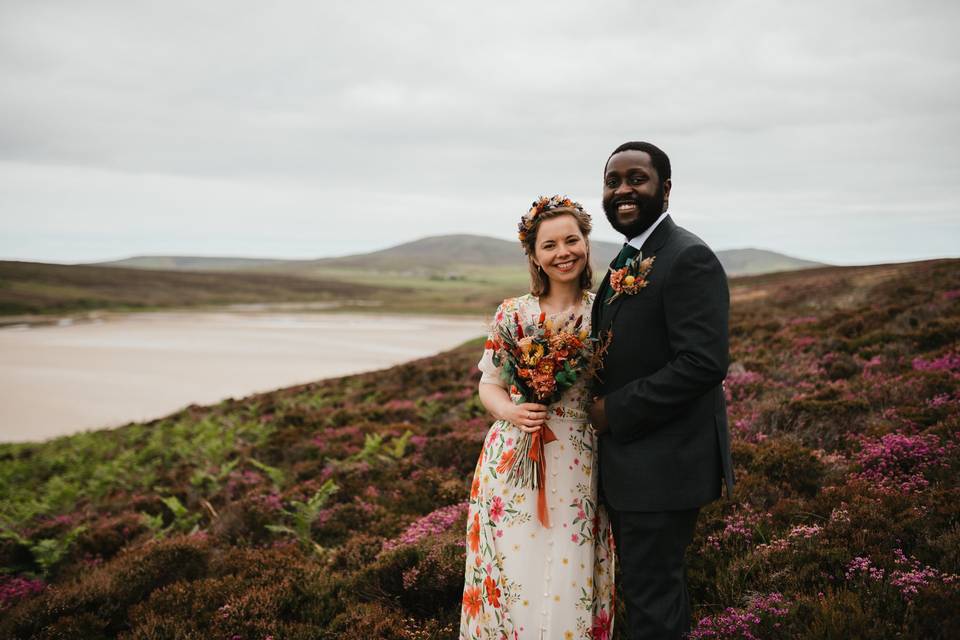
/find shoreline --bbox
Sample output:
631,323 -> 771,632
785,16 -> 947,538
0,298 -> 497,331
0,309 -> 485,444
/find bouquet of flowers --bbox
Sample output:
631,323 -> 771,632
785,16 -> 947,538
487,310 -> 593,523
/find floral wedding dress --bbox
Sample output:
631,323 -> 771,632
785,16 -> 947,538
459,291 -> 615,640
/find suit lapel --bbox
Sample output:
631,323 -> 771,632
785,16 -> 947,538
641,214 -> 676,255
598,215 -> 677,333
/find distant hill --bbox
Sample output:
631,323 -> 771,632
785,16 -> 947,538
96,234 -> 825,277
591,243 -> 824,276
94,256 -> 290,271
304,234 -> 528,273
714,248 -> 823,276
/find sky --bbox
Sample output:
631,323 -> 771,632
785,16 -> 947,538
1,0 -> 958,266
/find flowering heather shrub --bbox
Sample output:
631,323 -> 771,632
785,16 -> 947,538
1,536 -> 212,637
110,536 -> 213,602
387,467 -> 464,515
862,354 -> 885,378
74,512 -> 149,563
845,556 -> 885,581
852,432 -> 953,493
385,399 -> 417,411
703,504 -> 771,552
791,335 -> 817,351
396,527 -> 467,620
820,351 -> 861,380
382,502 -> 468,552
888,548 -> 959,600
689,592 -> 790,639
328,533 -> 385,574
724,369 -> 766,402
225,469 -> 266,496
0,575 -> 45,611
408,434 -> 428,449
326,600 -> 457,640
763,383 -> 871,450
311,499 -> 399,546
912,351 -> 960,374
750,437 -> 826,497
208,495 -> 277,546
754,523 -> 823,557
420,430 -> 487,474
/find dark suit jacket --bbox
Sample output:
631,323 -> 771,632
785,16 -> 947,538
591,215 -> 735,511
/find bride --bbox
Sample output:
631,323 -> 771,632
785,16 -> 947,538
459,196 -> 615,640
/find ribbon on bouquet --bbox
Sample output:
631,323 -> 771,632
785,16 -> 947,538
529,423 -> 558,527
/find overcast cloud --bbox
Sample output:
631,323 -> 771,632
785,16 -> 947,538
1,0 -> 958,265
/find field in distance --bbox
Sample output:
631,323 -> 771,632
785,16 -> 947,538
98,233 -> 824,281
2,235 -> 825,318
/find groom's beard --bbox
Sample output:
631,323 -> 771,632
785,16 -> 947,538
602,184 -> 665,239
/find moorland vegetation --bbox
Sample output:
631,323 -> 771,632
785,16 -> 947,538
1,259 -> 958,638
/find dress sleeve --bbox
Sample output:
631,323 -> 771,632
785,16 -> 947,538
477,301 -> 509,388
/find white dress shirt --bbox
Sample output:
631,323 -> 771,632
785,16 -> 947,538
626,210 -> 670,253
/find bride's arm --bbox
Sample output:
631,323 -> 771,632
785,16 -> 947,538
478,382 -> 546,433
476,298 -> 547,433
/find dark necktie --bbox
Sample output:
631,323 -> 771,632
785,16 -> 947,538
612,243 -> 640,269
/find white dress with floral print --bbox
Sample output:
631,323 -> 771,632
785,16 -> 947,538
459,292 -> 615,640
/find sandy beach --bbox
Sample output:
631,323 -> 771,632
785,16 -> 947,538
0,310 -> 485,443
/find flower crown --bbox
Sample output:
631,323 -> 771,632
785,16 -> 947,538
517,195 -> 588,249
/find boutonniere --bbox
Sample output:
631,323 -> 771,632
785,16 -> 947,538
607,253 -> 655,305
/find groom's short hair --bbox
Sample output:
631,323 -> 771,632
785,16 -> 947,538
605,141 -> 671,184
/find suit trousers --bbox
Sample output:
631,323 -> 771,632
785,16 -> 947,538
609,506 -> 701,640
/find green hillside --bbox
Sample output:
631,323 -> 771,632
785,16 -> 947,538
0,260 -> 389,317
93,256 -> 291,271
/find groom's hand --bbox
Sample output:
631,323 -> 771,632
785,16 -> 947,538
589,397 -> 609,435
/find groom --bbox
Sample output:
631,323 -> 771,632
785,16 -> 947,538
588,141 -> 735,639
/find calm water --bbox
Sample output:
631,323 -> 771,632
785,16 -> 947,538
0,310 -> 485,443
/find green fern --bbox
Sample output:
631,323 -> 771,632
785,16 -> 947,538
31,525 -> 86,576
265,479 -> 339,555
140,511 -> 165,537
389,430 -> 413,460
249,457 -> 285,488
